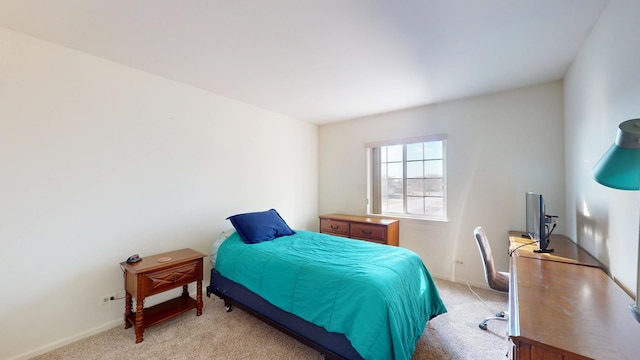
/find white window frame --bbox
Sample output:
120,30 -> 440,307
366,134 -> 447,221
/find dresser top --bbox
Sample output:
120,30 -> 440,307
319,213 -> 398,226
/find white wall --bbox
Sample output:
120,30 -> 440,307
0,28 -> 318,360
564,0 -> 640,296
319,81 -> 565,286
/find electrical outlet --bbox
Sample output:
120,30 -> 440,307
99,293 -> 118,305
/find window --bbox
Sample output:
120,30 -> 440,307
367,134 -> 447,220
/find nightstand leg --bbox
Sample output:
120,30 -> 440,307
135,299 -> 144,343
196,280 -> 203,316
124,292 -> 132,329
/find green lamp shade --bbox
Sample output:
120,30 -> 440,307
593,144 -> 640,190
593,119 -> 640,191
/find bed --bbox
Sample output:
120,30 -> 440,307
206,210 -> 447,360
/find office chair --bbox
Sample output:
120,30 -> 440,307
473,226 -> 509,330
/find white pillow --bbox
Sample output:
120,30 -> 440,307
210,229 -> 235,268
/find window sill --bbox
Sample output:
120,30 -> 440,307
366,213 -> 449,224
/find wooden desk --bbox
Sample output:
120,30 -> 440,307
508,232 -> 640,359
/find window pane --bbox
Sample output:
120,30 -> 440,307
383,195 -> 403,213
425,178 -> 443,196
407,161 -> 423,178
425,197 -> 444,216
407,196 -> 425,214
407,143 -> 423,161
424,141 -> 442,160
424,160 -> 443,177
387,145 -> 403,162
387,162 -> 403,178
386,179 -> 403,196
407,179 -> 424,196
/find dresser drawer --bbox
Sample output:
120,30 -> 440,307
350,223 -> 386,243
320,219 -> 350,237
319,214 -> 399,246
145,261 -> 199,296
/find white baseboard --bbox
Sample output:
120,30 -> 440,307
8,319 -> 123,360
430,273 -> 490,290
8,289 -> 203,360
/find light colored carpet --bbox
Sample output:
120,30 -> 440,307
33,278 -> 509,359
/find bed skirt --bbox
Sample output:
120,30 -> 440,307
206,268 -> 363,360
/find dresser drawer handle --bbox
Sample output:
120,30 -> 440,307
173,275 -> 177,283
361,230 -> 373,236
330,225 -> 340,230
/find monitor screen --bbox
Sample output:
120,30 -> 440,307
526,192 -> 548,251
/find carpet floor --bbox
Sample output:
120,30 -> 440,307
33,278 -> 509,359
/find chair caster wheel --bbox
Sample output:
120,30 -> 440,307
479,323 -> 488,330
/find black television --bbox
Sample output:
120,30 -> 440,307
526,192 -> 554,253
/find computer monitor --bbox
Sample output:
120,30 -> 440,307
526,192 -> 554,253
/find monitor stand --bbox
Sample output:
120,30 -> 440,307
534,248 -> 554,253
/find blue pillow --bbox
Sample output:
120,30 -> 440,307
226,209 -> 294,244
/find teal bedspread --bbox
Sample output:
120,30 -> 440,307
215,230 -> 447,360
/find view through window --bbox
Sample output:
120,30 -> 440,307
368,135 -> 446,220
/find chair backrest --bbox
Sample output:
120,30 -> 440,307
474,226 -> 508,292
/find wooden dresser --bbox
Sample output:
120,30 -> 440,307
319,214 -> 399,246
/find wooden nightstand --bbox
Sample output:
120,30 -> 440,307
319,214 -> 399,246
120,248 -> 206,343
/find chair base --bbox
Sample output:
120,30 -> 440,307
479,310 -> 508,330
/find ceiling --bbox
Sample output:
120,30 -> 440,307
0,0 -> 609,124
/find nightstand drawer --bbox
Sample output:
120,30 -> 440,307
350,223 -> 386,242
320,219 -> 350,236
145,261 -> 199,296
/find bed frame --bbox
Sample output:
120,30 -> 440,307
206,268 -> 363,360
